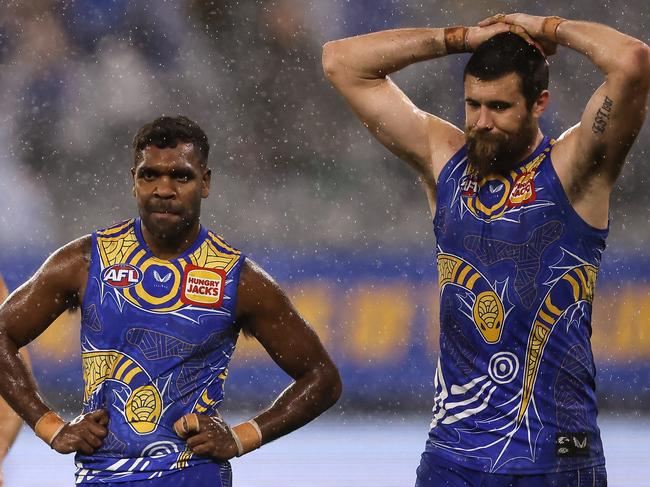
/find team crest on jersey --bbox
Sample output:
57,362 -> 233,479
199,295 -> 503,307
181,265 -> 226,308
101,264 -> 143,288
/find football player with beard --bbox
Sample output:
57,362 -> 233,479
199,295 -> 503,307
323,13 -> 649,486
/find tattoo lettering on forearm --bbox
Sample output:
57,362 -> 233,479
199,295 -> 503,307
592,96 -> 614,134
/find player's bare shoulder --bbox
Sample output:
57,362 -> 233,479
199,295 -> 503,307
235,258 -> 284,327
427,116 -> 465,181
51,235 -> 92,278
30,235 -> 93,306
0,235 -> 92,348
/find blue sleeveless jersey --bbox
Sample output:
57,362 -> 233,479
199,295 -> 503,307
75,219 -> 244,484
425,137 -> 607,474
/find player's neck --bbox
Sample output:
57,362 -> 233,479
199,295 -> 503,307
140,221 -> 202,260
521,129 -> 545,161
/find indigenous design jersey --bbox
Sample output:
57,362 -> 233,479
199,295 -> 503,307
426,137 -> 608,474
75,219 -> 244,484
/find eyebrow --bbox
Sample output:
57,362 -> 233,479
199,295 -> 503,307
170,168 -> 195,178
136,166 -> 197,177
465,97 -> 513,107
136,166 -> 159,176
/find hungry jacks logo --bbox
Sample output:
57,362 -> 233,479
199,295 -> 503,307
181,265 -> 226,308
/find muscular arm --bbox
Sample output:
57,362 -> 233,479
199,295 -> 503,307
235,259 -> 341,444
553,20 -> 650,226
174,260 -> 341,461
486,14 -> 650,228
0,278 -> 30,477
0,238 -> 89,429
0,349 -> 29,458
322,24 -> 507,204
175,259 -> 341,460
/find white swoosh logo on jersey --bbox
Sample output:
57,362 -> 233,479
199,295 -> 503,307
153,270 -> 172,283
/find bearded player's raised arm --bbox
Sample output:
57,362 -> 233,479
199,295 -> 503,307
553,21 -> 649,227
481,14 -> 650,229
322,25 -> 517,202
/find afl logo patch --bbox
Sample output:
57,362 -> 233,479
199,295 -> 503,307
102,264 -> 143,288
181,265 -> 226,308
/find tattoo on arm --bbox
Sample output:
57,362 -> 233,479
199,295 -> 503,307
591,96 -> 614,134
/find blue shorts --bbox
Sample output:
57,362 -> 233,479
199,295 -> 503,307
78,461 -> 232,487
415,452 -> 607,487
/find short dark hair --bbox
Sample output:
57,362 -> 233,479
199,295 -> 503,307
132,115 -> 210,166
464,32 -> 549,109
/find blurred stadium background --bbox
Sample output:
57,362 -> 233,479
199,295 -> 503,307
1,0 -> 649,485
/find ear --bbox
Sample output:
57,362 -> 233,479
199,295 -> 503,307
532,90 -> 550,119
201,169 -> 211,198
131,167 -> 137,198
0,274 -> 8,301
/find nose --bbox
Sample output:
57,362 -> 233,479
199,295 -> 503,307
153,176 -> 176,199
475,106 -> 493,131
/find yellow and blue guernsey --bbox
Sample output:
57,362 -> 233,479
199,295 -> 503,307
426,137 -> 607,474
75,218 -> 244,484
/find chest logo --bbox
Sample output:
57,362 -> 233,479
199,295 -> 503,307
460,174 -> 478,197
153,270 -> 173,283
181,266 -> 226,308
102,264 -> 143,288
507,170 -> 537,207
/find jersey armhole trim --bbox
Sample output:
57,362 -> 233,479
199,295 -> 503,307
545,150 -> 610,237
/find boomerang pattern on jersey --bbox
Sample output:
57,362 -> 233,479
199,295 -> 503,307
437,251 -> 512,344
80,328 -> 235,480
446,143 -> 555,224
125,328 -> 233,405
430,250 -> 598,472
93,220 -> 240,324
517,256 -> 597,424
82,341 -> 167,435
464,221 -> 563,309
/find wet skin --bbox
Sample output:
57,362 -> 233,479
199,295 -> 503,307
131,143 -> 211,260
0,142 -> 341,460
463,72 -> 547,178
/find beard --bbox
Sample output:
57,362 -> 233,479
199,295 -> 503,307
465,115 -> 537,180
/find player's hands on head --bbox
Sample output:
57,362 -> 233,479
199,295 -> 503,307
478,13 -> 558,55
466,22 -> 510,51
50,409 -> 109,455
173,412 -> 238,461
